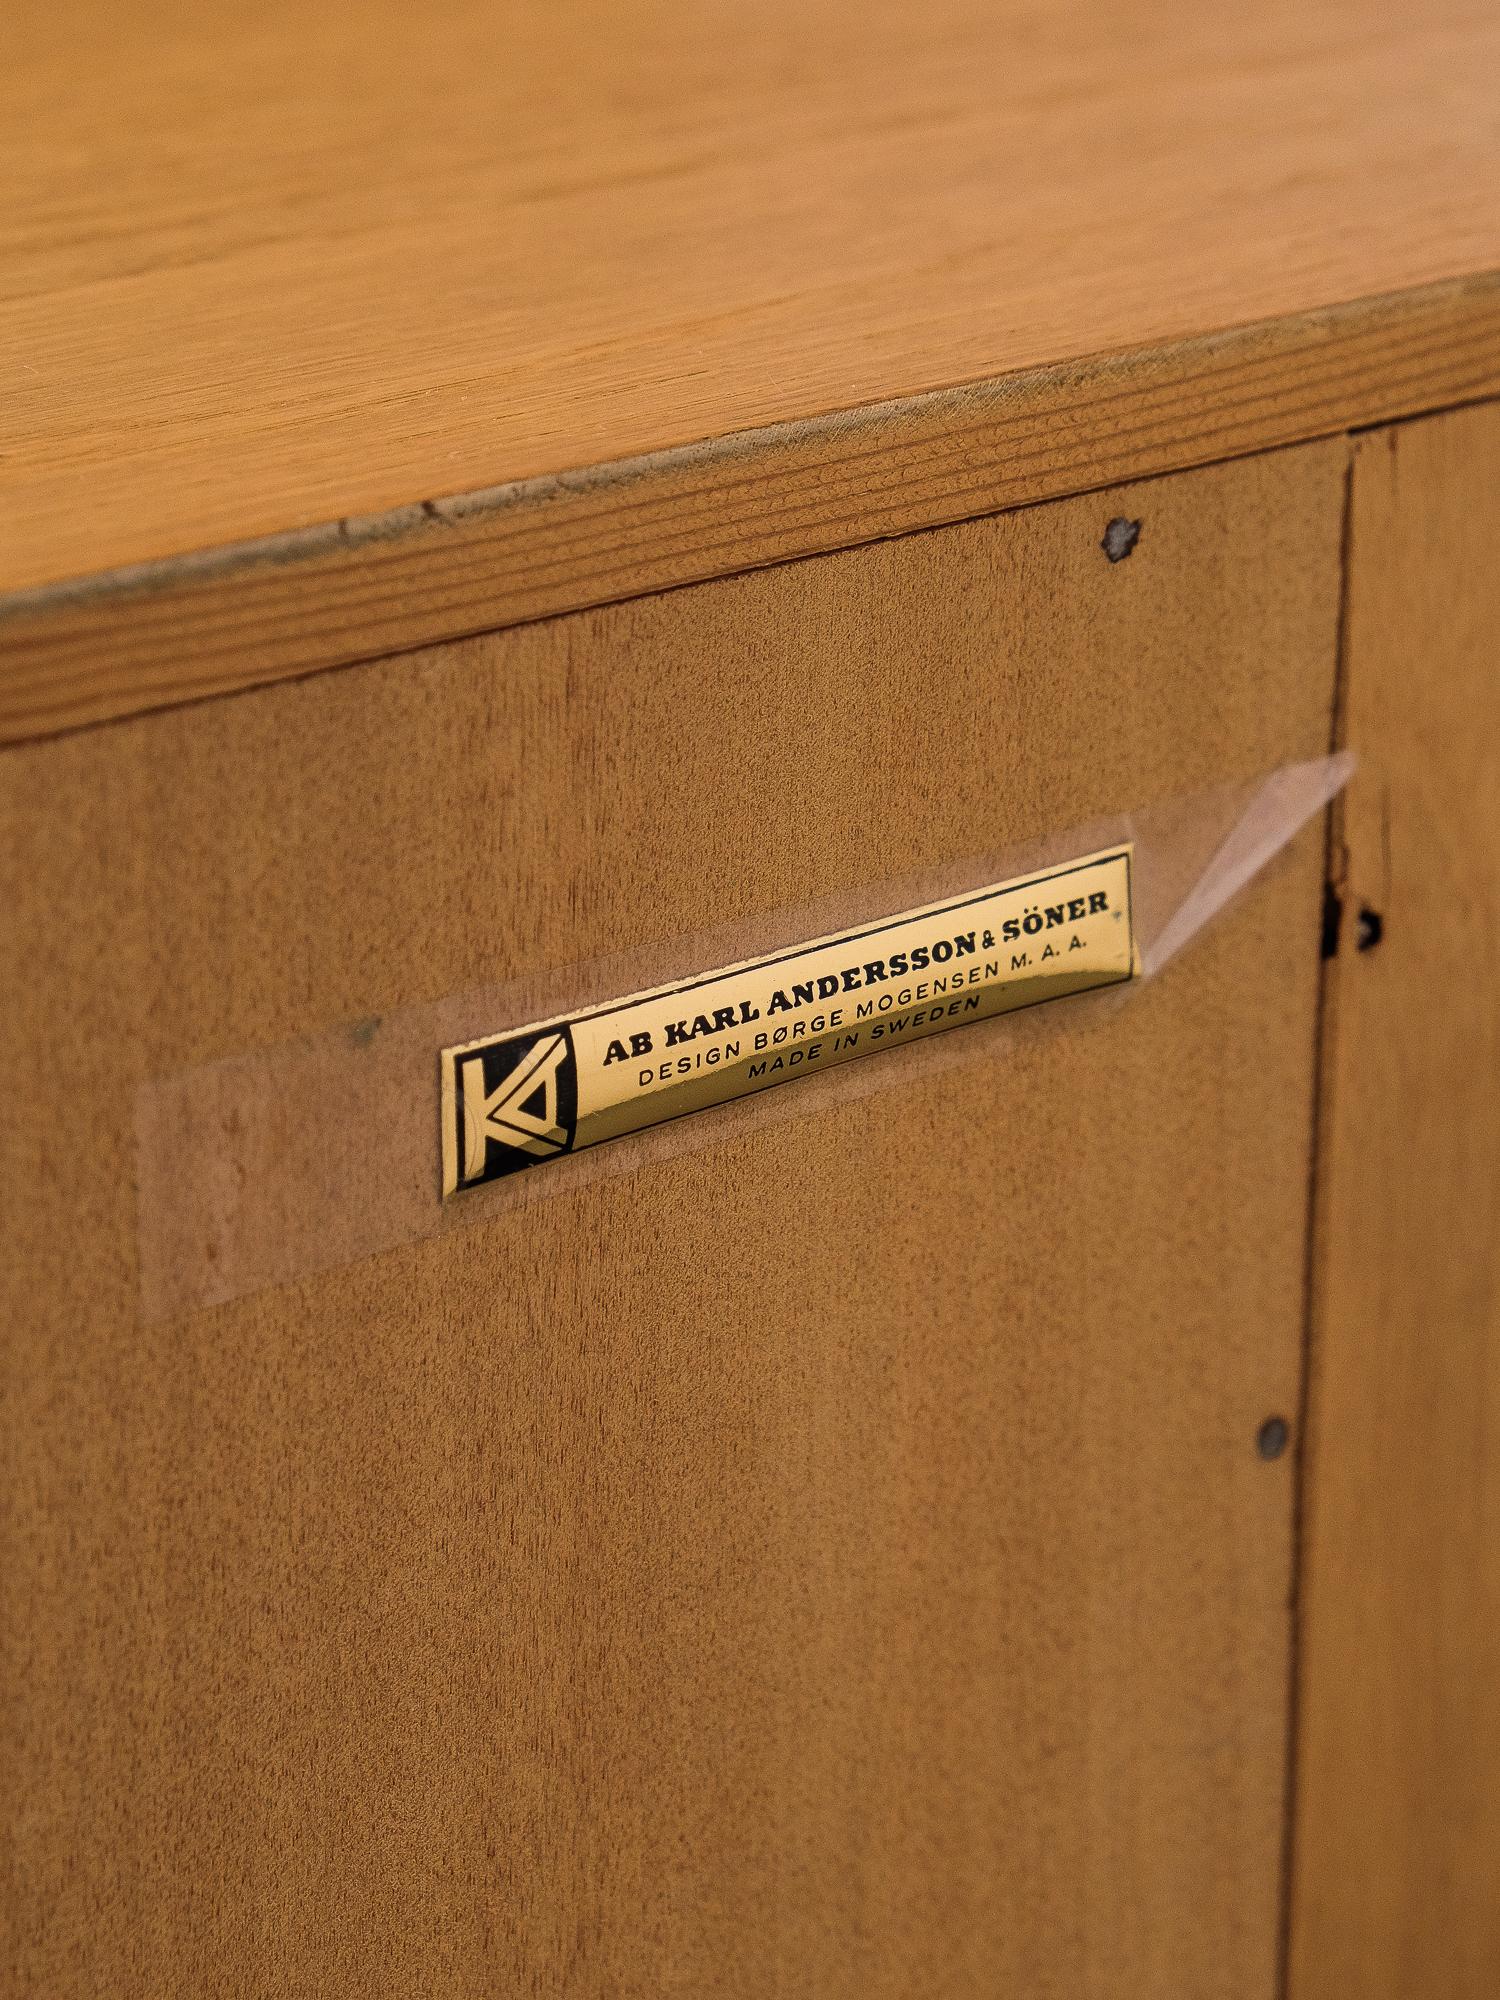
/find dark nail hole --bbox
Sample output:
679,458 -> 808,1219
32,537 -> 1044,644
1101,517 -> 1141,563
1356,907 -> 1384,952
1257,1416 -> 1290,1460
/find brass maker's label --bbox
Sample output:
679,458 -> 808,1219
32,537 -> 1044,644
440,846 -> 1134,1196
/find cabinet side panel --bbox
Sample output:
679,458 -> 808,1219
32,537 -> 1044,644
0,442 -> 1345,1998
1291,404 -> 1500,1998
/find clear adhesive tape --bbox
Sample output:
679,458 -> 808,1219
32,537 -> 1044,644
135,752 -> 1353,1320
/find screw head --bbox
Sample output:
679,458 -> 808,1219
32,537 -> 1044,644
1257,1416 -> 1290,1460
1101,517 -> 1141,563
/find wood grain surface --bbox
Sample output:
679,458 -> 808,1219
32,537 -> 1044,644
1,442 -> 1345,1997
1289,404 -> 1500,1997
3,277 -> 1496,750
4,0 -> 1500,740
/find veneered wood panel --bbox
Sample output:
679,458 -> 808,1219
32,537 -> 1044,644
1,441 -> 1345,1996
6,0 -> 1500,603
1290,404 -> 1500,1998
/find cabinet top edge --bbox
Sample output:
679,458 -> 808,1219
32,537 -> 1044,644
9,0 -> 1500,593
2,271 -> 1499,748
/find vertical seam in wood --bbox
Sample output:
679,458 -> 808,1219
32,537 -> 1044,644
1275,432 -> 1358,2000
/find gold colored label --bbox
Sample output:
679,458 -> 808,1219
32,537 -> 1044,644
440,846 -> 1134,1195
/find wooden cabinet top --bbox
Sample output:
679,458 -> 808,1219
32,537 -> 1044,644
4,0 -> 1499,740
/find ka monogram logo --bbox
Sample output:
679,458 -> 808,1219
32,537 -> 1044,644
450,1028 -> 578,1190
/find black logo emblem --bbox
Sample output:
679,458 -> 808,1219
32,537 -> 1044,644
451,1028 -> 578,1188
